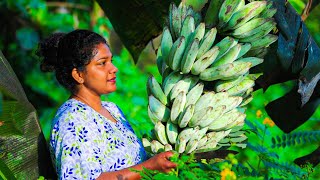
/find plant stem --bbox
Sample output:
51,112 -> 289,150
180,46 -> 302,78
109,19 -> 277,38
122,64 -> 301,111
257,125 -> 267,170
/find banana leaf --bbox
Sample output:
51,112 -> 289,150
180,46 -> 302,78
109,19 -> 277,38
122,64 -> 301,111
0,51 -> 42,179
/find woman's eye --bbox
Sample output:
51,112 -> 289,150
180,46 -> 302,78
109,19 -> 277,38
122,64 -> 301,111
99,61 -> 106,65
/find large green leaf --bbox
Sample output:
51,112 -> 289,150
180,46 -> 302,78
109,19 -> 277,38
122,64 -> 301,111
259,0 -> 320,131
0,51 -> 41,179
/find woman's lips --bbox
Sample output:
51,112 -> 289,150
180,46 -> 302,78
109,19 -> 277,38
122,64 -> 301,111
108,77 -> 116,83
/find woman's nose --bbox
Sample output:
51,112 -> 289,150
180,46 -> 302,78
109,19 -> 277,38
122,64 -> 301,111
110,64 -> 118,74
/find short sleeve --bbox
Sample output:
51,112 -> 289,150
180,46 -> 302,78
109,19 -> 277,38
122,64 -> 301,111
51,112 -> 104,180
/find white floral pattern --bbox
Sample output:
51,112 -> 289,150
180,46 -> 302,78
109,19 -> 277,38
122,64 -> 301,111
49,99 -> 147,180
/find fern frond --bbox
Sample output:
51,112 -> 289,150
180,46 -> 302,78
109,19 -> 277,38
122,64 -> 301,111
262,159 -> 307,178
271,131 -> 320,148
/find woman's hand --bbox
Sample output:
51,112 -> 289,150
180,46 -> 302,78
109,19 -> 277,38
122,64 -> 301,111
144,151 -> 177,173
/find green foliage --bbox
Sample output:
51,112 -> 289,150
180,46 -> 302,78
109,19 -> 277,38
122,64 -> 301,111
0,159 -> 17,180
271,131 -> 320,149
134,153 -> 222,179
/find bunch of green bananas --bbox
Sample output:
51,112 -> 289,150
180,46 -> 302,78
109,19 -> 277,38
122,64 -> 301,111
206,0 -> 278,58
144,0 -> 278,155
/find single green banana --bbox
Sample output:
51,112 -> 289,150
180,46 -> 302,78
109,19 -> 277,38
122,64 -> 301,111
156,48 -> 163,76
214,36 -> 238,60
239,23 -> 273,43
142,138 -> 152,153
185,139 -> 199,154
166,120 -> 179,144
260,8 -> 277,19
151,140 -> 165,154
167,36 -> 180,66
170,36 -> 187,71
185,82 -> 204,108
259,1 -> 277,18
230,125 -> 244,133
228,130 -> 245,137
232,18 -> 271,38
190,127 -> 208,142
175,137 -> 187,153
178,126 -> 199,142
225,1 -> 268,30
230,134 -> 247,143
218,0 -> 244,29
170,76 -> 198,101
223,113 -> 246,129
189,106 -> 213,127
148,105 -> 161,124
190,23 -> 206,42
147,76 -> 168,105
179,2 -> 188,24
236,43 -> 252,59
214,75 -> 245,92
209,109 -> 245,131
195,92 -> 229,112
149,95 -> 171,122
198,105 -> 226,128
197,28 -> 217,59
196,130 -> 230,152
220,61 -> 252,80
168,3 -> 175,40
199,63 -> 234,81
194,92 -> 216,112
171,3 -> 182,39
212,44 -> 241,67
156,56 -> 168,77
236,57 -> 263,67
161,26 -> 174,65
171,91 -> 187,123
226,79 -> 255,96
191,46 -> 220,75
162,71 -> 183,96
219,96 -> 243,112
197,136 -> 208,148
178,104 -> 195,128
180,15 -> 195,42
238,20 -> 276,42
206,130 -> 232,144
204,0 -> 223,28
246,47 -> 268,58
181,38 -> 199,74
164,144 -> 173,151
251,34 -> 278,49
155,121 -> 169,145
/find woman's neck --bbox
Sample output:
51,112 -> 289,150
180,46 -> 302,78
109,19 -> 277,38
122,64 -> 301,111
71,89 -> 102,112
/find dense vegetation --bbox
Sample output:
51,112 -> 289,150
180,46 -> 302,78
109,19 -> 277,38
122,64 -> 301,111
0,0 -> 319,179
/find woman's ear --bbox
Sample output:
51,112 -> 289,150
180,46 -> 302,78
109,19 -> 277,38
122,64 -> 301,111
71,68 -> 84,84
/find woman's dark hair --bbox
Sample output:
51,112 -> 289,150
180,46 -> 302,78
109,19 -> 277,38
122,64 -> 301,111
37,29 -> 107,93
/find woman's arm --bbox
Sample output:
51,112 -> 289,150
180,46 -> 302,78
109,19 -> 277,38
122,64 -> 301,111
97,151 -> 177,180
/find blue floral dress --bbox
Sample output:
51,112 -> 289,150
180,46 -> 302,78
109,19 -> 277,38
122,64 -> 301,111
49,99 -> 147,180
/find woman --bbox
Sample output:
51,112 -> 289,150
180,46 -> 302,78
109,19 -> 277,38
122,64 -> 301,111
37,29 -> 176,179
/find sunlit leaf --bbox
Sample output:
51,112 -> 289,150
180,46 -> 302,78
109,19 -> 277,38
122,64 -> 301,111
0,50 -> 41,179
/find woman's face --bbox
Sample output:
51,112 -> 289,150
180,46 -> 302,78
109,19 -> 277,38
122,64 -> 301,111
80,43 -> 118,95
